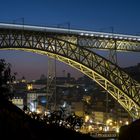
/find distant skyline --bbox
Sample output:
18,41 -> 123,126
0,0 -> 140,81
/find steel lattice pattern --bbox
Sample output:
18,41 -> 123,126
78,37 -> 140,52
0,28 -> 140,119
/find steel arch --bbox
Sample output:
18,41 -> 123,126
0,29 -> 140,119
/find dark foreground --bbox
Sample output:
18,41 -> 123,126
1,94 -> 140,140
118,118 -> 140,140
0,95 -> 97,140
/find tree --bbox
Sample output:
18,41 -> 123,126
0,59 -> 16,99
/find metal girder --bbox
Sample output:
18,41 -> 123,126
47,57 -> 56,110
77,37 -> 140,52
0,29 -> 140,119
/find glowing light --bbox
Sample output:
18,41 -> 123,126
106,119 -> 112,125
27,84 -> 33,90
84,88 -> 88,92
125,121 -> 129,125
119,37 -> 123,39
104,126 -> 109,132
62,101 -> 67,108
0,23 -> 140,43
119,120 -> 122,124
89,119 -> 93,123
36,109 -> 41,114
116,127 -> 120,133
109,122 -> 113,126
105,35 -> 109,38
85,115 -> 89,122
99,126 -> 103,131
88,125 -> 92,131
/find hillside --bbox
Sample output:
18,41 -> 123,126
0,94 -> 96,140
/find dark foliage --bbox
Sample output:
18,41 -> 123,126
118,119 -> 140,140
0,59 -> 16,99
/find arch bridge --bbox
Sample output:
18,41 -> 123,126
0,23 -> 140,119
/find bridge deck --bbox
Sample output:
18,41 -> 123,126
0,23 -> 140,42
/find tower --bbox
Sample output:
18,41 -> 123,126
46,57 -> 56,111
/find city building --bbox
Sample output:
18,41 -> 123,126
12,97 -> 24,110
71,102 -> 84,117
27,92 -> 47,113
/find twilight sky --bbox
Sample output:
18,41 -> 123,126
0,0 -> 140,81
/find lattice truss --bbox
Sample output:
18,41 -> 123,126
78,37 -> 140,52
0,29 -> 140,119
47,57 -> 56,110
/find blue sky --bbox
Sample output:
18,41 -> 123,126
0,0 -> 140,80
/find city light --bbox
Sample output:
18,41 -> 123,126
125,121 -> 129,125
85,115 -> 89,122
27,84 -> 33,90
116,127 -> 120,133
106,119 -> 113,125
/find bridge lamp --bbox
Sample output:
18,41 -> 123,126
128,38 -> 132,40
100,35 -> 104,37
114,36 -> 118,39
132,38 -> 137,41
105,35 -> 109,38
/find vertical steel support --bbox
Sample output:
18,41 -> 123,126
108,40 -> 117,64
47,57 -> 56,111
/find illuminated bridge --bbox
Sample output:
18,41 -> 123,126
0,23 -> 140,119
